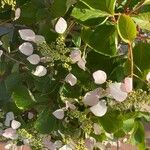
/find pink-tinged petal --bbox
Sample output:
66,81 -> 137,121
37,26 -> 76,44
19,42 -> 33,56
0,41 -> 3,46
70,49 -> 81,63
93,123 -> 101,135
32,65 -> 47,77
52,109 -> 64,120
90,100 -> 107,117
77,57 -> 86,71
65,73 -> 77,86
59,145 -> 72,150
11,120 -> 21,130
34,35 -> 46,44
109,83 -> 128,102
4,112 -> 15,126
123,77 -> 133,93
83,88 -> 106,106
54,140 -> 63,148
65,101 -> 76,110
83,91 -> 99,106
0,50 -> 3,58
27,54 -> 40,65
2,128 -> 18,139
55,17 -> 67,34
92,70 -> 107,84
19,29 -> 35,41
146,72 -> 150,82
85,137 -> 96,150
14,8 -> 21,20
28,112 -> 34,119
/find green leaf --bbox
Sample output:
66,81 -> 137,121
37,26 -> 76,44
0,80 -> 10,107
72,6 -> 110,22
72,33 -> 81,47
34,108 -> 58,133
80,0 -> 116,15
59,83 -> 82,100
82,25 -> 117,56
133,43 -> 150,74
117,14 -> 137,43
132,12 -> 150,31
5,73 -> 22,93
123,118 -> 135,133
98,111 -> 123,133
143,0 -> 150,5
131,121 -> 145,147
13,86 -> 36,110
49,0 -> 76,19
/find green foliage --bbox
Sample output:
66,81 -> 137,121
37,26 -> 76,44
132,12 -> 150,31
0,0 -> 150,149
117,14 -> 137,43
82,24 -> 117,56
34,108 -> 59,134
13,86 -> 36,110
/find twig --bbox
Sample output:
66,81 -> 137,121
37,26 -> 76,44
3,52 -> 26,65
129,0 -> 145,15
128,43 -> 133,78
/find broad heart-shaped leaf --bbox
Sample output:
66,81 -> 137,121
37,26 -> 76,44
133,43 -> 150,73
117,14 -> 137,43
59,83 -> 82,100
13,86 -> 36,110
98,110 -> 123,133
49,0 -> 76,19
80,0 -> 116,15
71,1 -> 110,22
0,80 -> 10,108
131,120 -> 145,149
81,25 -> 117,56
132,12 -> 150,31
34,108 -> 59,134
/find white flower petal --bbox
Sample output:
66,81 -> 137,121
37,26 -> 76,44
19,42 -> 33,56
65,101 -> 76,110
6,112 -> 15,121
2,128 -> 17,139
14,8 -> 21,20
28,112 -> 34,119
54,140 -> 63,149
85,137 -> 96,150
0,50 -> 3,58
59,145 -> 72,150
83,88 -> 106,106
83,91 -> 99,106
52,109 -> 64,120
55,17 -> 67,34
4,119 -> 11,127
70,49 -> 81,63
27,54 -> 40,65
65,73 -> 77,86
19,29 -> 35,41
0,41 -> 3,46
93,123 -> 101,135
11,120 -> 21,130
92,70 -> 107,84
109,83 -> 128,102
32,65 -> 47,77
34,35 -> 45,44
146,72 -> 150,82
90,100 -> 107,117
123,77 -> 133,93
77,57 -> 86,71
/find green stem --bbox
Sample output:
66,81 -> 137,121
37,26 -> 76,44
128,43 -> 134,78
129,0 -> 145,14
